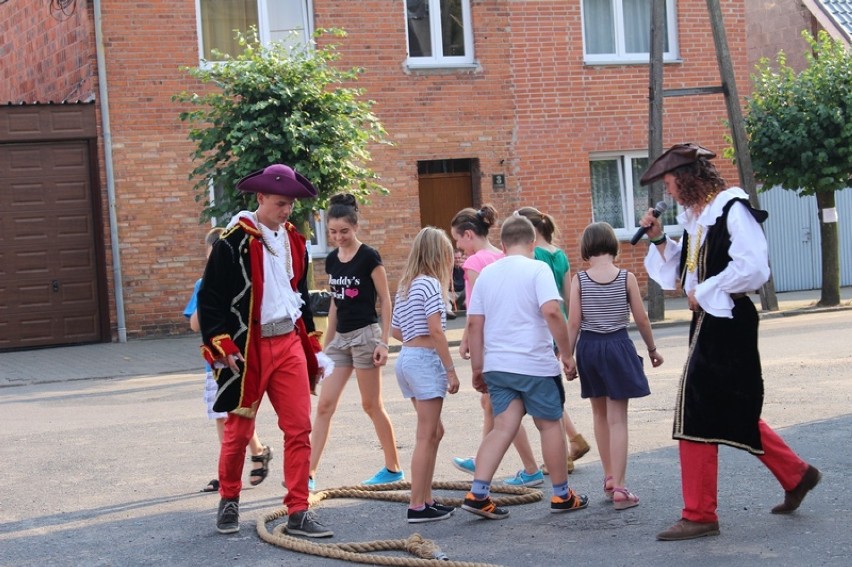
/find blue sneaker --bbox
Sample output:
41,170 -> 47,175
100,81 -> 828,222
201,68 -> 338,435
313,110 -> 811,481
452,457 -> 475,475
308,476 -> 316,491
362,467 -> 404,485
503,469 -> 545,487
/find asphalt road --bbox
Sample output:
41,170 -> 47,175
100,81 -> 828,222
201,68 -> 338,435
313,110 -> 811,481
1,310 -> 850,566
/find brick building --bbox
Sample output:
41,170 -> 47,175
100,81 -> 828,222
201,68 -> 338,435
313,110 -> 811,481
1,0 -> 750,347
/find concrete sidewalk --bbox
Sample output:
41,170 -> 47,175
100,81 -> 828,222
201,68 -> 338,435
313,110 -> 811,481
1,287 -> 850,387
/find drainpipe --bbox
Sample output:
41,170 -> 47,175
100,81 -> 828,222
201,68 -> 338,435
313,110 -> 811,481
92,0 -> 127,342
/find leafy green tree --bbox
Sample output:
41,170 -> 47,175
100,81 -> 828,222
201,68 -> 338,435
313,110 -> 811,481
173,29 -> 389,227
745,30 -> 851,306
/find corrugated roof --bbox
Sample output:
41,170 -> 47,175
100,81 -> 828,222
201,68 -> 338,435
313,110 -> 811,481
816,0 -> 852,42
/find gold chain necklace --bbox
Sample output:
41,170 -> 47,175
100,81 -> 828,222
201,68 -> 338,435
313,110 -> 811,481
685,192 -> 718,273
685,224 -> 703,273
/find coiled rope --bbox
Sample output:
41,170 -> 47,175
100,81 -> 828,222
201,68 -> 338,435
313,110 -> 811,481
256,480 -> 543,566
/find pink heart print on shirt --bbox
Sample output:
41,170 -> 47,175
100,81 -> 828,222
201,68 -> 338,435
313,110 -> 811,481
344,288 -> 359,299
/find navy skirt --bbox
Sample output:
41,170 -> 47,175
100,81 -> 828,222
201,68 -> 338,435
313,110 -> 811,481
576,328 -> 651,400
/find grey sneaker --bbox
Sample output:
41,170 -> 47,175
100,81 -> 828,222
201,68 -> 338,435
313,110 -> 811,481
285,510 -> 333,538
216,498 -> 239,534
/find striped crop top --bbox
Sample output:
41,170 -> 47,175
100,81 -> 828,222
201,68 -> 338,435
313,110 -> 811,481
391,275 -> 446,342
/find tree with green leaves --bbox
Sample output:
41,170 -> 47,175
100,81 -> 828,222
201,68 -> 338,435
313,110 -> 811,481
173,28 -> 389,228
745,30 -> 851,306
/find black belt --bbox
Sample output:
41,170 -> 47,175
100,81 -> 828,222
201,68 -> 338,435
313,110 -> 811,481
259,319 -> 295,337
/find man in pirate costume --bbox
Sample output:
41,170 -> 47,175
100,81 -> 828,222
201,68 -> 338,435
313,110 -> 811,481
638,144 -> 821,541
198,163 -> 332,537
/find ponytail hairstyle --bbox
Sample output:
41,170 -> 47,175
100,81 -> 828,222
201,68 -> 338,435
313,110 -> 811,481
515,206 -> 558,243
397,227 -> 454,301
450,204 -> 498,238
327,193 -> 359,225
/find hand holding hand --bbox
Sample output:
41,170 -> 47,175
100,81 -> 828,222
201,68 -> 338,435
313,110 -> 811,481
563,356 -> 578,381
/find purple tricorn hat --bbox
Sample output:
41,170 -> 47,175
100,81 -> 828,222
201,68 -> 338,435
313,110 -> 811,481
640,143 -> 717,186
236,164 -> 317,198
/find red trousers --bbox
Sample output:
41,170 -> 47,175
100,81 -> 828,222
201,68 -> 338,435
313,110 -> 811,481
679,419 -> 809,522
219,332 -> 312,514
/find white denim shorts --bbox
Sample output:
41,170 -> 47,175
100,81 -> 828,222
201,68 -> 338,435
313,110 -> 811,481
395,346 -> 449,400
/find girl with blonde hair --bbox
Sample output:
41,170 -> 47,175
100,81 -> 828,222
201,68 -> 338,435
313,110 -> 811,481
392,227 -> 460,523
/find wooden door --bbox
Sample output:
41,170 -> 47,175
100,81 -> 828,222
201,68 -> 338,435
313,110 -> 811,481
0,141 -> 103,350
418,172 -> 473,239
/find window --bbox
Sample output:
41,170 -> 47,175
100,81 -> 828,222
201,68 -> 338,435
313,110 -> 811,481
405,0 -> 475,67
582,0 -> 679,64
196,0 -> 312,62
308,210 -> 330,258
589,152 -> 678,238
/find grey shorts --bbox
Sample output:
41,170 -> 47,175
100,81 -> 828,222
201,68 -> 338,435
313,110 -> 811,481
484,370 -> 565,421
325,323 -> 381,369
395,346 -> 449,400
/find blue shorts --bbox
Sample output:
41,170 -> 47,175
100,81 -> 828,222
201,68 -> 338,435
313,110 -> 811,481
484,371 -> 564,421
395,346 -> 449,400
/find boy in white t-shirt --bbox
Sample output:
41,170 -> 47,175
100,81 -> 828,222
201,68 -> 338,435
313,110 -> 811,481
461,215 -> 589,519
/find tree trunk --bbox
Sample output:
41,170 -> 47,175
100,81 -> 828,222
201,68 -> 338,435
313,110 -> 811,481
816,190 -> 840,306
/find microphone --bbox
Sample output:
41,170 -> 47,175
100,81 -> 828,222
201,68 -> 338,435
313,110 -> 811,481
630,201 -> 668,245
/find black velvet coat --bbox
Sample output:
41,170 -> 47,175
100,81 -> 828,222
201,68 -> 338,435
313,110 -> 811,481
674,198 -> 769,455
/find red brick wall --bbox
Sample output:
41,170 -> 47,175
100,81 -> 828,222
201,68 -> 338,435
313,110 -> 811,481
0,1 -> 96,103
318,0 -> 750,291
1,0 -> 753,338
745,0 -> 816,73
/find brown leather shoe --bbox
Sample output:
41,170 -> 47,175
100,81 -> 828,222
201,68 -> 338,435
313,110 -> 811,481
656,519 -> 720,541
771,464 -> 821,514
569,434 -> 591,461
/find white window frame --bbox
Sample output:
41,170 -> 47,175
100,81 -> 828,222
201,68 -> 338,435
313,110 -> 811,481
308,209 -> 330,258
589,151 -> 681,240
404,0 -> 476,69
581,0 -> 680,65
195,0 -> 314,65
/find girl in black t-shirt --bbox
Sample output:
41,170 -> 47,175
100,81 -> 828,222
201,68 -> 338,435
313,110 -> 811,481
309,193 -> 403,488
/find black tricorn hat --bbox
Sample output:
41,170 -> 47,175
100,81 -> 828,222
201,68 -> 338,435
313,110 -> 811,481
236,164 -> 317,198
640,143 -> 716,186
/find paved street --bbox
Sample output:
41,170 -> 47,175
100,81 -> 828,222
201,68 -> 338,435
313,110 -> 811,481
0,299 -> 850,566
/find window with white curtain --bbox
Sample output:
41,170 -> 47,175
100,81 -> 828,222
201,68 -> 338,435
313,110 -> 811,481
582,0 -> 679,64
590,152 -> 679,237
405,0 -> 475,67
196,0 -> 312,62
308,210 -> 330,258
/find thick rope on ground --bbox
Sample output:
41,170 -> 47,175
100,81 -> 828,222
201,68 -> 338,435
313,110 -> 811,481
256,480 -> 542,566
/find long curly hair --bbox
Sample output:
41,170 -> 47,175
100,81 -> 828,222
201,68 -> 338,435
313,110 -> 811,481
671,158 -> 727,208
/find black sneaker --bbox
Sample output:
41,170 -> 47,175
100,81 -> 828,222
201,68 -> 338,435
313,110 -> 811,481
285,510 -> 334,538
216,498 -> 239,534
407,505 -> 452,524
461,492 -> 509,520
550,489 -> 590,513
429,501 -> 455,515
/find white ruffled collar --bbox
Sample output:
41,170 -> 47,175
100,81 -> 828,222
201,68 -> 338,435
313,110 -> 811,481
676,186 -> 748,230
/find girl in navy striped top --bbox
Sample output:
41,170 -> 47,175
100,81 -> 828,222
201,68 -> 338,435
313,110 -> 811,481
566,222 -> 664,511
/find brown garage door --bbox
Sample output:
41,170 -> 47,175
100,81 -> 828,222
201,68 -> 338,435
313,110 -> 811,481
0,141 -> 103,349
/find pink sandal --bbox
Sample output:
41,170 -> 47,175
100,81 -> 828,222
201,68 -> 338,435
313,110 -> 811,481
603,475 -> 614,501
612,487 -> 639,510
